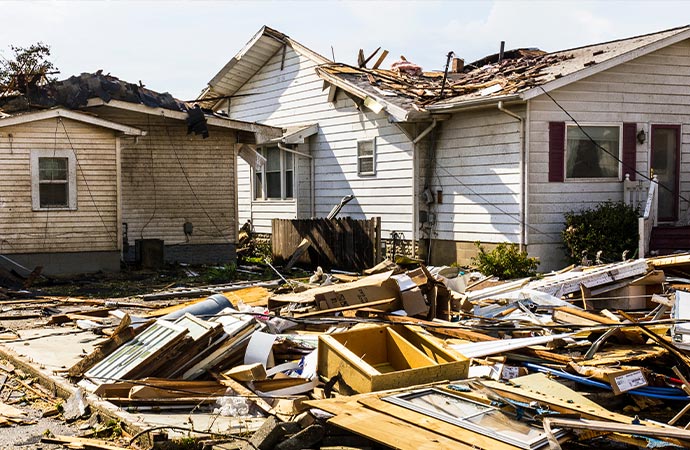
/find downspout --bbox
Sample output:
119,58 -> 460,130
497,101 -> 526,250
411,120 -> 438,259
278,143 -> 315,217
416,119 -> 441,263
413,119 -> 437,145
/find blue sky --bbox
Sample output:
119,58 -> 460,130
1,1 -> 688,100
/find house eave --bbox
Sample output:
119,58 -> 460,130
317,70 -> 429,122
0,108 -> 145,136
85,98 -> 282,140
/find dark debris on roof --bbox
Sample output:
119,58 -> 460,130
0,71 -> 189,114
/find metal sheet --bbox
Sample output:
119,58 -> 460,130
84,320 -> 187,385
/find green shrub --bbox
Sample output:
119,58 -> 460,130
471,242 -> 539,280
561,201 -> 639,264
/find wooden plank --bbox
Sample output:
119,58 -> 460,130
358,396 -> 520,450
544,417 -> 690,443
553,306 -> 617,326
328,400 -> 483,450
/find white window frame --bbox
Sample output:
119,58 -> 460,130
357,138 -> 376,176
564,123 -> 622,181
30,149 -> 77,211
253,146 -> 295,201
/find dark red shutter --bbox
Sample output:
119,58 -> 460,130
622,123 -> 637,181
549,122 -> 565,182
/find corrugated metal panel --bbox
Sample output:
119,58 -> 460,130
84,319 -> 187,385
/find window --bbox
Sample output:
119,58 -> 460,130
565,125 -> 620,179
357,139 -> 376,176
254,146 -> 294,200
30,149 -> 77,210
384,388 -> 561,450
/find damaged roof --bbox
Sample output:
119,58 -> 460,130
316,25 -> 690,117
0,71 -> 282,139
0,71 -> 190,115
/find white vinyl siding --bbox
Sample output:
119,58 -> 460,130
528,39 -> 690,269
228,46 -> 414,236
431,108 -> 523,245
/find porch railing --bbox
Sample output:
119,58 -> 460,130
625,174 -> 658,257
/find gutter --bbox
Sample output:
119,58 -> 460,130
427,94 -> 522,114
497,101 -> 526,251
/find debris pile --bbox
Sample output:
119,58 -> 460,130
317,49 -> 572,106
1,254 -> 690,449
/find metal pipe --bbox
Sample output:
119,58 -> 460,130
439,51 -> 455,98
412,119 -> 438,145
497,101 -> 525,250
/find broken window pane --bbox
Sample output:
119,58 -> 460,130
566,126 -> 619,179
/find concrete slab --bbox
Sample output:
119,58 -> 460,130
0,325 -> 265,445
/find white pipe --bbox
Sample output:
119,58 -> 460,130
412,119 -> 437,145
277,143 -> 312,159
497,101 -> 526,250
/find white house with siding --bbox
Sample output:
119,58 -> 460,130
201,25 -> 690,271
0,75 -> 280,275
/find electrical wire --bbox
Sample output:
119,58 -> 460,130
161,114 -> 232,243
524,362 -> 690,401
127,425 -> 259,449
539,86 -> 690,207
139,113 -> 157,238
59,118 -> 118,245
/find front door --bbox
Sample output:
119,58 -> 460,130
651,124 -> 681,222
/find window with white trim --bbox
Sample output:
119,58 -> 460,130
254,146 -> 294,200
357,138 -> 376,176
565,125 -> 621,179
30,149 -> 77,210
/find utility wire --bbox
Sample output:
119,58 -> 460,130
139,113 -> 157,238
60,119 -> 118,245
539,86 -> 690,206
161,115 -> 232,243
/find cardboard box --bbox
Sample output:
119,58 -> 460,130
401,287 -> 429,316
318,325 -> 469,393
315,270 -> 400,310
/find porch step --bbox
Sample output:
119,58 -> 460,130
649,226 -> 690,255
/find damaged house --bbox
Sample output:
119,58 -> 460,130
0,73 -> 280,275
200,25 -> 690,270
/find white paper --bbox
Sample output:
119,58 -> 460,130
244,331 -> 277,368
613,370 -> 647,392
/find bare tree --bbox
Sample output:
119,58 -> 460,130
0,42 -> 58,95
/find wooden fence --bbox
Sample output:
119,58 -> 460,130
271,217 -> 381,271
